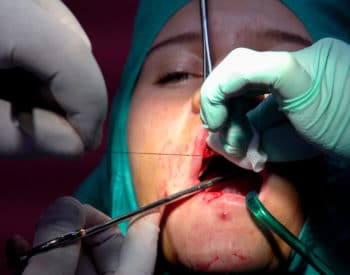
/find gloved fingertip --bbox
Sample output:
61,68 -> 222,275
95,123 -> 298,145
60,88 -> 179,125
223,143 -> 245,158
202,110 -> 227,131
82,203 -> 110,227
115,212 -> 160,275
201,116 -> 219,132
16,110 -> 85,158
85,126 -> 103,151
129,211 -> 161,232
144,212 -> 161,228
199,102 -> 218,131
50,196 -> 83,210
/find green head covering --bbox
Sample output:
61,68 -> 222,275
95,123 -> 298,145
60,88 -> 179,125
282,0 -> 350,42
76,0 -> 350,272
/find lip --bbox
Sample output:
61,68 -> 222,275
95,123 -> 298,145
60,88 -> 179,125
189,128 -> 209,182
190,127 -> 264,205
196,173 -> 263,207
206,173 -> 263,195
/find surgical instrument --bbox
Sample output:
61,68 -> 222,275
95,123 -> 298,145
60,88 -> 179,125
15,176 -> 224,266
200,0 -> 212,78
246,192 -> 334,275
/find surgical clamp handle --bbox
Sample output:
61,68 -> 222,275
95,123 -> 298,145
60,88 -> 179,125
17,176 -> 223,266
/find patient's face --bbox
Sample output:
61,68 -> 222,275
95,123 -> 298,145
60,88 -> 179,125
128,0 -> 312,273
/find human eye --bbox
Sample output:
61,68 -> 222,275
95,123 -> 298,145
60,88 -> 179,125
145,52 -> 203,87
156,71 -> 193,85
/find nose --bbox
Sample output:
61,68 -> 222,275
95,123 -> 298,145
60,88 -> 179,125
191,89 -> 201,113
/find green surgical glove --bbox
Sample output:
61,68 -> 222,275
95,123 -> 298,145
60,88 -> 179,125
200,38 -> 350,164
0,0 -> 107,158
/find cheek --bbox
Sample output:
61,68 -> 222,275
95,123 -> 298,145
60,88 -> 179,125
127,91 -> 175,203
127,87 -> 201,204
128,91 -> 188,153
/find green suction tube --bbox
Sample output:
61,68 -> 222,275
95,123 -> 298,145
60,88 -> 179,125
246,192 -> 334,275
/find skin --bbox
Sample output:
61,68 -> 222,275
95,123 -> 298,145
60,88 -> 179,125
128,0 -> 314,273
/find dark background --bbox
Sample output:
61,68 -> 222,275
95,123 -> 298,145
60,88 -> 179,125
0,1 -> 138,273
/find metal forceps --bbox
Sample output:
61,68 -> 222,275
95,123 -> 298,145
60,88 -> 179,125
16,176 -> 223,266
200,0 -> 212,78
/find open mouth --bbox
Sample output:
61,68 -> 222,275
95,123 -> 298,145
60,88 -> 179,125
199,146 -> 262,196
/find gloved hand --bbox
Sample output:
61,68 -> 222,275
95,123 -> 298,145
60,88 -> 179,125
200,38 -> 350,168
0,0 -> 107,158
8,197 -> 160,275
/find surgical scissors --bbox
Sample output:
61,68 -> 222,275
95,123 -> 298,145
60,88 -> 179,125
15,176 -> 223,266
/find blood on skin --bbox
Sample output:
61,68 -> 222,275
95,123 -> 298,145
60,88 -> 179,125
219,210 -> 230,221
232,251 -> 248,261
201,191 -> 224,204
194,129 -> 208,155
159,180 -> 168,199
202,146 -> 212,158
194,255 -> 219,271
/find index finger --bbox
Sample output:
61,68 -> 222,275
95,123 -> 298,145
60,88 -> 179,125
200,48 -> 288,130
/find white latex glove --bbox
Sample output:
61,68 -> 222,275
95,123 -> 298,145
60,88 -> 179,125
0,0 -> 107,158
19,197 -> 160,275
201,38 -> 350,169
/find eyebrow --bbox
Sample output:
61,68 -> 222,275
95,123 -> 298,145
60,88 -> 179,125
260,29 -> 312,46
147,28 -> 312,58
147,31 -> 202,57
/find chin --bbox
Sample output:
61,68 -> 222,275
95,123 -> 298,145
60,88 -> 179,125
159,148 -> 304,273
